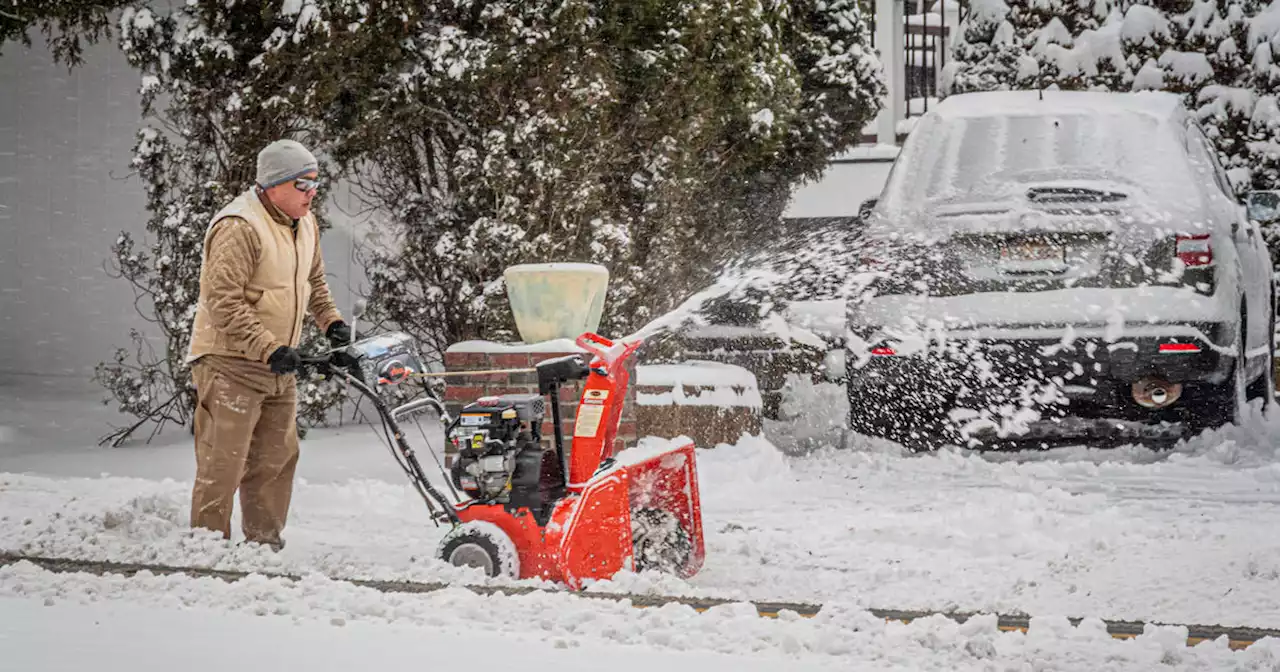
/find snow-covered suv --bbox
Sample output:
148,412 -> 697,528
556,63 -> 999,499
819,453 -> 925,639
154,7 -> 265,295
845,90 -> 1276,450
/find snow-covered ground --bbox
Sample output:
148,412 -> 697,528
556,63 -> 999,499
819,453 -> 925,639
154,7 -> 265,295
6,380 -> 1280,668
11,561 -> 1280,671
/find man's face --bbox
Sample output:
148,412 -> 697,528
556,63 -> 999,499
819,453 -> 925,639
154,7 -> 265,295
265,170 -> 319,220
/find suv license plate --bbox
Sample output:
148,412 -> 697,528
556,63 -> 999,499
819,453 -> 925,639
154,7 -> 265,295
999,242 -> 1066,273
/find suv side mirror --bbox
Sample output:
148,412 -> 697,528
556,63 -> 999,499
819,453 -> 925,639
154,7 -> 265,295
858,198 -> 878,221
1247,190 -> 1280,225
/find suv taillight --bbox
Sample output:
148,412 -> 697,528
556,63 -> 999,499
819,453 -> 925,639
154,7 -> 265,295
1175,234 -> 1213,267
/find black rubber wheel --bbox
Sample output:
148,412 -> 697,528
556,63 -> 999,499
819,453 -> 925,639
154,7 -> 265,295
632,508 -> 692,574
1246,304 -> 1276,411
1189,330 -> 1249,432
437,524 -> 519,579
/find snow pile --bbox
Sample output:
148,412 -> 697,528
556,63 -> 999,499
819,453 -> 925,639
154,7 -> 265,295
1170,402 -> 1280,467
695,434 -> 794,491
763,374 -> 851,456
1196,84 -> 1257,118
0,472 -> 541,589
1120,5 -> 1172,46
1159,51 -> 1214,87
9,409 -> 1280,630
1250,1 -> 1280,47
1038,14 -> 1127,82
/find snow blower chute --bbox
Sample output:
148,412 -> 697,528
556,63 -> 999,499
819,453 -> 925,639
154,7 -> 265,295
303,330 -> 704,589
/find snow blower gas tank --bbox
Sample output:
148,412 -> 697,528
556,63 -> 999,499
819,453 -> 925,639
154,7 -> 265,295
449,394 -> 548,505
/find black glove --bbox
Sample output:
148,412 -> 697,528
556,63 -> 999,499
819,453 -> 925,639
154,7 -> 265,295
325,321 -> 357,371
326,321 -> 352,348
268,346 -> 301,375
329,349 -> 358,371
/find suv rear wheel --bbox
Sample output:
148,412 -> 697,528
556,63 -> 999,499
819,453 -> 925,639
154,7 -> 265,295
1188,324 -> 1249,432
1245,303 -> 1276,411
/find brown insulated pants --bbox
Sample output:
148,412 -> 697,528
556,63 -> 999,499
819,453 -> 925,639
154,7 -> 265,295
190,357 -> 299,547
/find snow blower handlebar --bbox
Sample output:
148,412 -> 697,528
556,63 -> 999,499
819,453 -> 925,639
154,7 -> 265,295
298,355 -> 461,525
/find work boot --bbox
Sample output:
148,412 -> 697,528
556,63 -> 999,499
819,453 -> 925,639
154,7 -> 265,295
239,537 -> 286,553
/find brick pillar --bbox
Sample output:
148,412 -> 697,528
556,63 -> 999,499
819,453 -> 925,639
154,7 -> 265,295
441,342 -> 638,467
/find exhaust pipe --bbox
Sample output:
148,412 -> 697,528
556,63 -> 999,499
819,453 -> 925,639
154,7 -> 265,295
1132,377 -> 1182,409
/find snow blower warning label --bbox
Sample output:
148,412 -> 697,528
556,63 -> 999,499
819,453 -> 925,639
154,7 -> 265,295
574,404 -> 605,438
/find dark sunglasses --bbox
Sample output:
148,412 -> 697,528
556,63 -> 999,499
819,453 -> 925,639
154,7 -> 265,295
293,177 -> 323,192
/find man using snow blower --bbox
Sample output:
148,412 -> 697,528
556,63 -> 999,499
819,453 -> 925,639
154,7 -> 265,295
184,138 -> 350,551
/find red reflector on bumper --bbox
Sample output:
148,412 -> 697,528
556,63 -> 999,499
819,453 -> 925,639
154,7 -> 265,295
871,347 -> 897,356
1159,343 -> 1201,353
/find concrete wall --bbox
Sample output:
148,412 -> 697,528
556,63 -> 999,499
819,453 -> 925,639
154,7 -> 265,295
0,36 -> 366,388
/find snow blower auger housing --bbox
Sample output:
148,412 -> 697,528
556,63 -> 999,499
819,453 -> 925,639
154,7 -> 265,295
300,329 -> 705,590
441,332 -> 705,588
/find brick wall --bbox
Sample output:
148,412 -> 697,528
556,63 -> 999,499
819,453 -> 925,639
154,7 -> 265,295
441,344 -> 638,466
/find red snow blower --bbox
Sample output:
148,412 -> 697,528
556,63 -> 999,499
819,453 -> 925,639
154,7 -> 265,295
303,329 -> 704,589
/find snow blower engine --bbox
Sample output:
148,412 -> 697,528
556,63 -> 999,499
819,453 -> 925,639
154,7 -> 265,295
446,353 -> 598,527
447,391 -> 565,521
449,393 -> 547,502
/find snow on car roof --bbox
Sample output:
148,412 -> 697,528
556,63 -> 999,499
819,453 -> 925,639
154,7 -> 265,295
931,90 -> 1186,122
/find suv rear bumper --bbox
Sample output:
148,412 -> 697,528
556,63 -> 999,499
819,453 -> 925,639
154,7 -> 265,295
845,321 -> 1237,444
849,321 -> 1235,385
961,416 -> 1190,448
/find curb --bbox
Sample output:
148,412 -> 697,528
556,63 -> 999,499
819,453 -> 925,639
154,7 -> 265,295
1,552 -> 1272,649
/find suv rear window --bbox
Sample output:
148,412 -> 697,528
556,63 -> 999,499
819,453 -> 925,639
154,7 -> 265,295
880,110 -> 1194,212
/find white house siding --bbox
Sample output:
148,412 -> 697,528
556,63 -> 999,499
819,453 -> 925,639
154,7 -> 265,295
782,143 -> 899,219
1,36 -> 149,386
0,36 -> 366,389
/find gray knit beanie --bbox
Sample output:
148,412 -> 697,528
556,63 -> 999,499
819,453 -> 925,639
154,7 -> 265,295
256,139 -> 318,188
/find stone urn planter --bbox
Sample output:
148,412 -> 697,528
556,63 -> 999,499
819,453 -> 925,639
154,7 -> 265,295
503,263 -> 610,343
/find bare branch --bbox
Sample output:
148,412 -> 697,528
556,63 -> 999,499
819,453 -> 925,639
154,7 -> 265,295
98,391 -> 182,447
